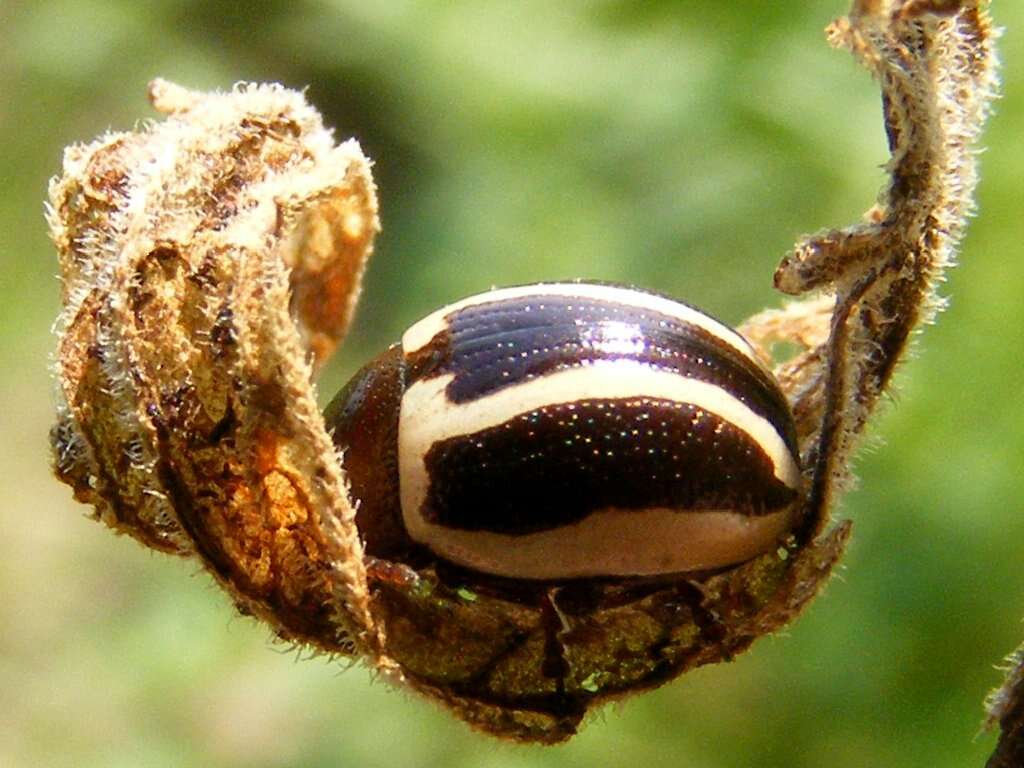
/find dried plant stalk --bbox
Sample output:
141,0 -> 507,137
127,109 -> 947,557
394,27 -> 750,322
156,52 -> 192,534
987,641 -> 1024,767
47,0 -> 1001,749
751,0 -> 998,525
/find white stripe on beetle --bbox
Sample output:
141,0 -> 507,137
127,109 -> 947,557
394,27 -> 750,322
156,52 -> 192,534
401,505 -> 797,580
398,359 -> 801,553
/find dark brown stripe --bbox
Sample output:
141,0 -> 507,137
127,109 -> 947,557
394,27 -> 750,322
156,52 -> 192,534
405,291 -> 797,454
421,397 -> 798,535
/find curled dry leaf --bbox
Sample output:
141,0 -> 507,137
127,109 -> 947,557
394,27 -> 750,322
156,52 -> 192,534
48,79 -> 383,656
48,0 -> 999,748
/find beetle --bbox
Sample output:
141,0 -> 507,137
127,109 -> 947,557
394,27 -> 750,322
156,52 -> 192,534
325,281 -> 803,582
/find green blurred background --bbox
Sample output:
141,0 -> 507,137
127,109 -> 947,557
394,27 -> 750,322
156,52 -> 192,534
2,2 -> 1022,766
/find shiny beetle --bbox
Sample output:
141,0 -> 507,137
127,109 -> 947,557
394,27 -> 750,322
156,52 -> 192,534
325,282 -> 802,582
